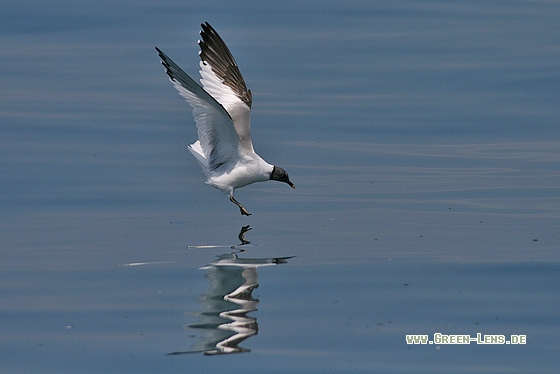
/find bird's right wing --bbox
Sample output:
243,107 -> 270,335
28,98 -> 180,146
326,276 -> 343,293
156,47 -> 240,171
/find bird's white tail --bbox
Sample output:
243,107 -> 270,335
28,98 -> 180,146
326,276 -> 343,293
187,141 -> 211,176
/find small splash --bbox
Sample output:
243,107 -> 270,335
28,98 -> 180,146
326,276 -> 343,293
187,245 -> 230,249
123,261 -> 176,267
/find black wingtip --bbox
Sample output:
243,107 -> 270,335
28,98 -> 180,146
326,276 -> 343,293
200,22 -> 220,41
155,46 -> 166,60
154,47 -> 174,80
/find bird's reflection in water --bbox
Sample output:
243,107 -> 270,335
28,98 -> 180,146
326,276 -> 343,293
168,226 -> 293,356
238,225 -> 251,245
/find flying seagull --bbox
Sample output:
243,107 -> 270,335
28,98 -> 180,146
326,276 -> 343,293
156,22 -> 295,216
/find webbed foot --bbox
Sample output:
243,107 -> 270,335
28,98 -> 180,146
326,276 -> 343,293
240,207 -> 251,216
230,195 -> 251,216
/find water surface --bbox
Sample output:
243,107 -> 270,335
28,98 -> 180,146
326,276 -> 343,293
1,1 -> 559,372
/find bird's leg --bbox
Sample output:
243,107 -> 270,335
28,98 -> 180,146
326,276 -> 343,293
230,195 -> 251,216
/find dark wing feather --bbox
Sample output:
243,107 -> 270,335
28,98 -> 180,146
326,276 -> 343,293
199,22 -> 252,107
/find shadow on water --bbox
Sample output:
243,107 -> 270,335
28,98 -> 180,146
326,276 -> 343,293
168,226 -> 294,356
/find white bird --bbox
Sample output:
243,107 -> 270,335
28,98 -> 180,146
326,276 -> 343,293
156,22 -> 295,216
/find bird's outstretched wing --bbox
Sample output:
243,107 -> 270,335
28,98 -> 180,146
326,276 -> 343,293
198,22 -> 254,153
156,47 -> 240,172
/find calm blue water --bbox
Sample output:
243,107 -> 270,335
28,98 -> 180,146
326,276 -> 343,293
1,1 -> 559,372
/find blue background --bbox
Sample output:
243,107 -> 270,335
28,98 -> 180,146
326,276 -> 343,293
1,1 -> 559,372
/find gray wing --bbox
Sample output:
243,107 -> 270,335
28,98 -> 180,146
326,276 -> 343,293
156,47 -> 241,171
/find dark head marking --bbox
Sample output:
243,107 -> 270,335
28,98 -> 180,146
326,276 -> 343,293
270,166 -> 295,189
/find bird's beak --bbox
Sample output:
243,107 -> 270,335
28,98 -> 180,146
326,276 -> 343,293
289,182 -> 296,189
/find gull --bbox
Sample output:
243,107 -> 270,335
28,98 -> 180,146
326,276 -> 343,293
156,22 -> 295,216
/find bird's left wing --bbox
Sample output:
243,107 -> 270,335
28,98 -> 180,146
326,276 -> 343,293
156,47 -> 241,172
198,22 -> 254,153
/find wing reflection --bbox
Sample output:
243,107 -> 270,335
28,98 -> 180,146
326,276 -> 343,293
169,227 -> 293,356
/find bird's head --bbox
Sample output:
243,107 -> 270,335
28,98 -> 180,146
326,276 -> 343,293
270,166 -> 295,189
